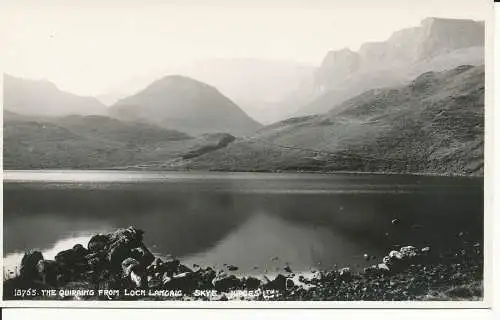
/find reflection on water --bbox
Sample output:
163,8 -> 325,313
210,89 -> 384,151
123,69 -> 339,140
182,213 -> 365,275
3,171 -> 483,274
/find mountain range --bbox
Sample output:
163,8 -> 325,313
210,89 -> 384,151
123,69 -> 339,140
157,64 -> 484,176
3,74 -> 263,137
2,17 -> 485,176
98,59 -> 315,124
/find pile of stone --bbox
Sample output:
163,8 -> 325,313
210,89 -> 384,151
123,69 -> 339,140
15,227 -> 296,294
363,245 -> 431,276
18,227 -> 156,289
14,226 -> 436,299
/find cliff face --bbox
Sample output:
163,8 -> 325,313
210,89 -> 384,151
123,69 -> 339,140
416,18 -> 485,60
295,18 -> 484,116
315,48 -> 361,93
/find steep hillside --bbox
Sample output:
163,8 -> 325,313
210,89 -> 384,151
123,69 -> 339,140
169,65 -> 484,176
3,74 -> 107,117
294,18 -> 484,116
109,75 -> 262,136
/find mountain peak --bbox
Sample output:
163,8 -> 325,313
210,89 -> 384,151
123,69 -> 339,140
110,76 -> 261,136
156,74 -> 204,84
144,74 -> 216,94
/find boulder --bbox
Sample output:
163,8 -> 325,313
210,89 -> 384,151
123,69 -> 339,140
177,264 -> 194,274
36,259 -> 59,286
20,250 -> 44,280
73,244 -> 88,256
286,278 -> 295,290
148,276 -> 162,289
121,257 -> 147,288
377,263 -> 390,272
163,271 -> 200,292
121,258 -> 139,277
212,273 -> 242,292
400,246 -> 418,258
146,257 -> 165,274
265,274 -> 287,291
130,245 -> 155,268
198,267 -> 217,289
367,263 -> 392,276
159,257 -> 181,277
85,252 -> 105,271
162,274 -> 172,286
99,227 -> 146,270
87,234 -> 109,252
339,267 -> 352,281
382,246 -> 423,273
388,250 -> 404,260
55,244 -> 88,269
242,276 -> 261,290
108,227 -> 144,248
107,244 -> 133,271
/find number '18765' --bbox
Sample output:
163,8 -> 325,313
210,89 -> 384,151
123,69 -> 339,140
13,289 -> 37,297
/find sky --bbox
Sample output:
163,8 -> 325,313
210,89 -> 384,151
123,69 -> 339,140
0,0 -> 491,96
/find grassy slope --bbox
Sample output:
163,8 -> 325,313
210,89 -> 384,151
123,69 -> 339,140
3,115 -> 234,169
174,65 -> 484,176
3,65 -> 484,175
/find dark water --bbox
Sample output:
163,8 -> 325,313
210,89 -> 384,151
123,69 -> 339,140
3,170 -> 483,275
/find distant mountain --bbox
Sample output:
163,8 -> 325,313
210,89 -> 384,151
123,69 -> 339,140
172,59 -> 315,124
3,74 -> 107,117
3,114 -> 236,169
167,65 -> 484,176
97,59 -> 315,124
109,75 -> 262,136
294,18 -> 484,116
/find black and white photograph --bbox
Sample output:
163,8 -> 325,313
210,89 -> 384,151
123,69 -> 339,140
0,0 -> 492,306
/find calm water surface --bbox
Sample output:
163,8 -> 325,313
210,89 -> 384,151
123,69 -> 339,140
3,170 -> 483,275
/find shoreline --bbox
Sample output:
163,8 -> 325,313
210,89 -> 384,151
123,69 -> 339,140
3,226 -> 483,301
2,168 -> 484,179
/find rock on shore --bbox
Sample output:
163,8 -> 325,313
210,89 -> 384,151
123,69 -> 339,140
3,226 -> 483,301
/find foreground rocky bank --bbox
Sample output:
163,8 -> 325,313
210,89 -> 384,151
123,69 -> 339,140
3,226 -> 483,301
